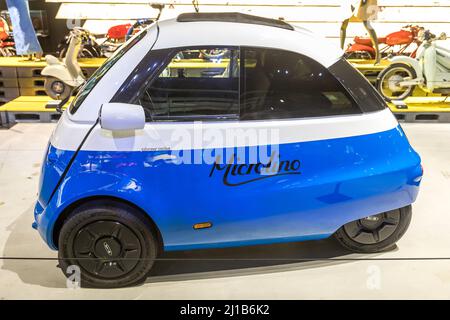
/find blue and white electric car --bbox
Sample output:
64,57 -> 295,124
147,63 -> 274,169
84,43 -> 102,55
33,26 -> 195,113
34,13 -> 422,287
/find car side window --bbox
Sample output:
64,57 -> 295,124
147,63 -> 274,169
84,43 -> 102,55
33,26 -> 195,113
240,47 -> 362,120
140,47 -> 240,122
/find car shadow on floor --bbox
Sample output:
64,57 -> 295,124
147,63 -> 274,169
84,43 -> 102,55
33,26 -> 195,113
2,205 -> 388,289
144,237 -> 384,284
2,205 -> 64,288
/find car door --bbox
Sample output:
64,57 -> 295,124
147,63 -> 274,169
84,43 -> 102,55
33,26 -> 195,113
130,45 -> 279,250
113,45 -> 302,250
122,45 -> 369,251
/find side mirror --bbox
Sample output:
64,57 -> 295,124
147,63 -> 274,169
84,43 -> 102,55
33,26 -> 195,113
100,103 -> 145,131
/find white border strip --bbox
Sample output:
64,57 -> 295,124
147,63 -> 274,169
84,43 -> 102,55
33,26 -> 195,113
52,108 -> 398,152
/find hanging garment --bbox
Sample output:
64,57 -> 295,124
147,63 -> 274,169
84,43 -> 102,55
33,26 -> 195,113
340,0 -> 379,22
5,0 -> 43,55
355,0 -> 379,21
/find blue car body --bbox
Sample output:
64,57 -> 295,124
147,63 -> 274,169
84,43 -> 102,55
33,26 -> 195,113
34,16 -> 422,253
34,124 -> 421,251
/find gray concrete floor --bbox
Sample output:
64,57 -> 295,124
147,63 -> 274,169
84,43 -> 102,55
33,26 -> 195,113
0,122 -> 449,299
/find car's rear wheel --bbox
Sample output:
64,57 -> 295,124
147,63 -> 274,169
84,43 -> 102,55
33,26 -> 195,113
334,206 -> 412,253
58,201 -> 158,288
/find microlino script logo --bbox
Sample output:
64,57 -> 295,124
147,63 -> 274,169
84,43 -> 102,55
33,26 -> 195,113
209,151 -> 301,186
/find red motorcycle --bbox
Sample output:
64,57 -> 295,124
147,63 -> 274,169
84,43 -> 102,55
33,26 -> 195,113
0,16 -> 15,56
345,25 -> 423,60
100,23 -> 132,58
100,4 -> 163,57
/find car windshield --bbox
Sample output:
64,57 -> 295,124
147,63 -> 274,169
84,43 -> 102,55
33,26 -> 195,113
69,29 -> 148,114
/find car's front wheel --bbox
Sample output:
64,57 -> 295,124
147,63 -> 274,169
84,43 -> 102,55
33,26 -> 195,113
58,201 -> 158,288
334,206 -> 412,253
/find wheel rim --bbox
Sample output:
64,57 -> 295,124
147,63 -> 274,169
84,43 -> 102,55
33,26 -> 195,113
51,81 -> 65,94
343,210 -> 400,245
379,66 -> 414,100
73,220 -> 142,279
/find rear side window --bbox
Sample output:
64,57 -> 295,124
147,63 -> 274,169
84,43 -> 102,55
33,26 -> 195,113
329,58 -> 387,112
240,47 -> 362,120
139,47 -> 240,121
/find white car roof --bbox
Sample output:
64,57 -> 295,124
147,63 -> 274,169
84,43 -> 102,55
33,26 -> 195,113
68,13 -> 343,123
153,16 -> 343,67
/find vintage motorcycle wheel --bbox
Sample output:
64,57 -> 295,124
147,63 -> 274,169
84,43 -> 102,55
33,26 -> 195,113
377,63 -> 417,101
44,77 -> 73,100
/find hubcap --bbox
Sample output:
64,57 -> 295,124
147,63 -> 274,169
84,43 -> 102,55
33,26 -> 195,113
51,81 -> 65,94
73,220 -> 142,279
343,210 -> 400,245
94,237 -> 121,259
387,74 -> 405,92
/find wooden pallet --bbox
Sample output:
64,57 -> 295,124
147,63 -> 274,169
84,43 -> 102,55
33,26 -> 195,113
388,97 -> 450,122
0,96 -> 71,124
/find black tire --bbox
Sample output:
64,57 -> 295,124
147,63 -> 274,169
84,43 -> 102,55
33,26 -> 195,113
58,201 -> 158,288
44,77 -> 72,100
58,44 -> 102,59
82,44 -> 102,58
344,51 -> 373,60
376,63 -> 417,102
334,206 -> 412,253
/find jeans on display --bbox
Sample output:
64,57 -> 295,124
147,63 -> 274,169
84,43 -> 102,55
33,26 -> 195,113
5,0 -> 43,55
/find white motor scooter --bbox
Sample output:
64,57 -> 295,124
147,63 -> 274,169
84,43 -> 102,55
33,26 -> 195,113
377,30 -> 450,101
42,27 -> 88,100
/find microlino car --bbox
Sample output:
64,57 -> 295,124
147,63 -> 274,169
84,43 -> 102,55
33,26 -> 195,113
34,13 -> 423,288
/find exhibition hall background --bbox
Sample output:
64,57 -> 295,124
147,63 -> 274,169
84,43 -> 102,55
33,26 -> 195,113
1,0 -> 449,54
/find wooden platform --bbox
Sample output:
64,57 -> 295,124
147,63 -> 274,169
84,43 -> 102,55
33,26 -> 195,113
0,96 -> 71,124
0,56 -> 106,69
388,97 -> 450,112
349,58 -> 391,71
0,96 -> 71,112
388,97 -> 450,122
0,56 -> 382,72
1,95 -> 449,125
